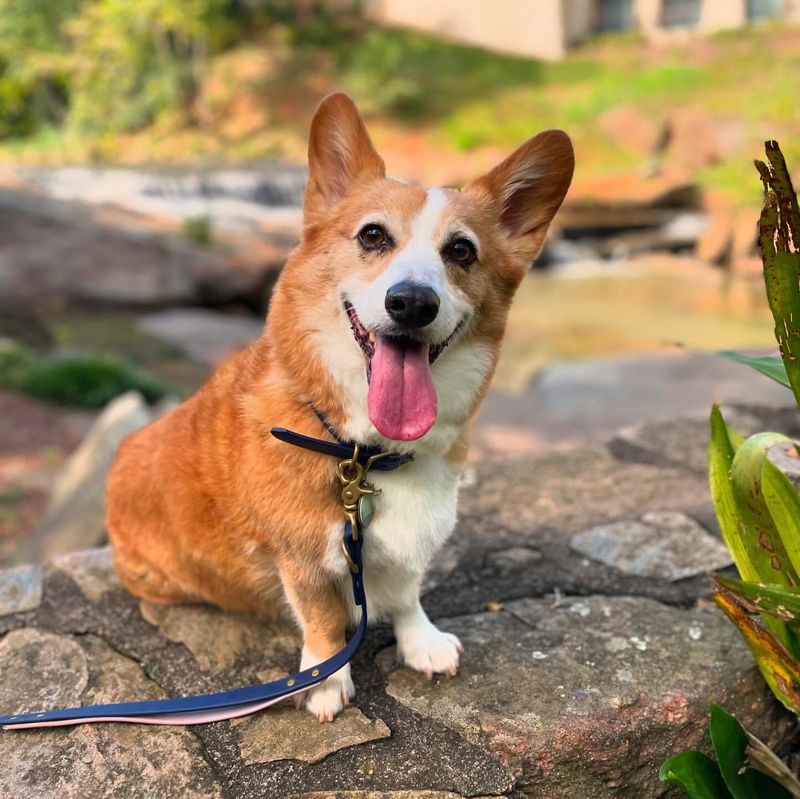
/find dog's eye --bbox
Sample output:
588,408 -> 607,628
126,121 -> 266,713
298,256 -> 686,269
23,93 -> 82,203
445,238 -> 477,268
358,224 -> 389,251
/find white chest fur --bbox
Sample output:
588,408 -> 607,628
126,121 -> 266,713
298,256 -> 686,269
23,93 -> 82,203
324,452 -> 460,621
367,453 -> 460,571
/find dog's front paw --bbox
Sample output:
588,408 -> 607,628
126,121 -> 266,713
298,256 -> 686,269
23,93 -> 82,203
397,621 -> 463,679
303,664 -> 355,723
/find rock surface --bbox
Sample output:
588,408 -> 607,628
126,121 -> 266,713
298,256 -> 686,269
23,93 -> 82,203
137,308 -> 263,365
0,411 -> 797,798
479,352 -> 794,451
377,596 -> 787,799
0,564 -> 42,614
570,510 -> 732,580
24,391 -> 156,562
0,188 -> 290,311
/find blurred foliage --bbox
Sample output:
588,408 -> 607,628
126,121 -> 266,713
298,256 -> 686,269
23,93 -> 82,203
182,214 -> 214,245
0,0 -> 360,137
338,27 -> 541,121
0,340 -> 172,407
1,6 -> 799,206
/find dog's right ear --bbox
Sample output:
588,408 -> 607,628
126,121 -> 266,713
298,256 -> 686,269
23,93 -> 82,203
304,93 -> 385,227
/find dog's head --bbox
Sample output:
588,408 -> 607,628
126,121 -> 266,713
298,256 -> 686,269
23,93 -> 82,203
269,93 -> 573,450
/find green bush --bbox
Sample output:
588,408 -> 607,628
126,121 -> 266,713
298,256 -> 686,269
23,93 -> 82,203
182,214 -> 214,246
339,27 -> 541,120
0,342 -> 171,408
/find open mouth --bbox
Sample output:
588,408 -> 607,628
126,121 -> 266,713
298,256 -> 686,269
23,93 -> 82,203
343,300 -> 463,442
344,301 -> 461,371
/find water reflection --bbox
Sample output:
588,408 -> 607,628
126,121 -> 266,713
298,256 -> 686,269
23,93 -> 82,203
496,257 -> 774,392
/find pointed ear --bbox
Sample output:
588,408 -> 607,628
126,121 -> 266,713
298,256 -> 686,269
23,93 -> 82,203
465,130 -> 574,263
303,93 -> 385,226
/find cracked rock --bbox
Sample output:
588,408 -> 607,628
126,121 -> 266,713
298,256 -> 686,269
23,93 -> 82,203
232,705 -> 391,764
377,595 -> 793,799
0,632 -> 221,799
51,546 -> 118,602
140,599 -> 299,672
0,628 -> 87,715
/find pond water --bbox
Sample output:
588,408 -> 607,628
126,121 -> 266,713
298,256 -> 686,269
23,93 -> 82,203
494,258 -> 776,392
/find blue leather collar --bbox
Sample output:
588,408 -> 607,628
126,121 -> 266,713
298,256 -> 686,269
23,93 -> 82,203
0,420 -> 407,729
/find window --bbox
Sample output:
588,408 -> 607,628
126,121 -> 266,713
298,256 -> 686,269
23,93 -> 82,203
596,0 -> 633,32
661,0 -> 701,27
747,0 -> 781,19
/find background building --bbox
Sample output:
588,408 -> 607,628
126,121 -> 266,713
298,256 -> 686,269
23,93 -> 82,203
367,0 -> 800,59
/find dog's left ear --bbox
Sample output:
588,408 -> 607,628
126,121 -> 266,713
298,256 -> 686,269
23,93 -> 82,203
304,93 -> 385,227
465,130 -> 574,265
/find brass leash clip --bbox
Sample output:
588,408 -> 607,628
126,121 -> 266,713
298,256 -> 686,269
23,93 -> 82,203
337,443 -> 388,572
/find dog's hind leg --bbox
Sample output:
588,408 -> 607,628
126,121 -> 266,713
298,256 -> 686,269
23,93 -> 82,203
112,545 -> 198,606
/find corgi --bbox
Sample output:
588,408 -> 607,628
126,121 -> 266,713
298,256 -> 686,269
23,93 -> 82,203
106,93 -> 573,722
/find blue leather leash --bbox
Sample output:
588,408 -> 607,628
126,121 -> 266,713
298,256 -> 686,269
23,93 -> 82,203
0,424 -> 408,730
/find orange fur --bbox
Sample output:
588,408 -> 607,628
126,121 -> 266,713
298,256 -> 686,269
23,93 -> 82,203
106,93 -> 573,719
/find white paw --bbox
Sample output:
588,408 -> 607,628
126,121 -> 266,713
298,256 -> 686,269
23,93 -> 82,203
303,664 -> 355,723
397,623 -> 463,679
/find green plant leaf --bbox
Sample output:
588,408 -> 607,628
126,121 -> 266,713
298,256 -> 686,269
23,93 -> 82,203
709,704 -> 792,799
762,457 -> 800,578
729,432 -> 799,588
709,406 -> 758,581
755,141 -> 800,410
718,351 -> 791,389
659,750 -> 733,798
714,589 -> 800,714
714,577 -> 800,624
709,410 -> 800,656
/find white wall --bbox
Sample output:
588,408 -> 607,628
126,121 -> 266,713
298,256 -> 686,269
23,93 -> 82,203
367,0 -> 568,60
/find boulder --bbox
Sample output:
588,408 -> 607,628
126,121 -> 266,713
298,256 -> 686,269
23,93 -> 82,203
0,191 -> 289,311
23,392 -> 158,562
137,308 -> 264,366
0,410 -> 797,797
377,596 -> 788,799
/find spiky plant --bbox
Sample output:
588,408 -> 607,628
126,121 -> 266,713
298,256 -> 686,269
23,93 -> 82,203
661,142 -> 800,797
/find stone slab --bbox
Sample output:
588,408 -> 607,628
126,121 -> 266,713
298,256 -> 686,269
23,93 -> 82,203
377,596 -> 792,799
0,631 -> 221,799
232,705 -> 391,765
140,600 -> 299,673
0,564 -> 42,615
570,510 -> 732,580
1,410 -> 798,798
50,547 -> 118,602
137,308 -> 263,365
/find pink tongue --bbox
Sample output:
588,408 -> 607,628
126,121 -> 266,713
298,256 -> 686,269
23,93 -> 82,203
368,336 -> 437,441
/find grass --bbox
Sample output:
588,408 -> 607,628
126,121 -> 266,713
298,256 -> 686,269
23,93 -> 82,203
2,20 -> 799,205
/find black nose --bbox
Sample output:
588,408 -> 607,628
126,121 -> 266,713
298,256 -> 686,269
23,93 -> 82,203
385,282 -> 440,328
